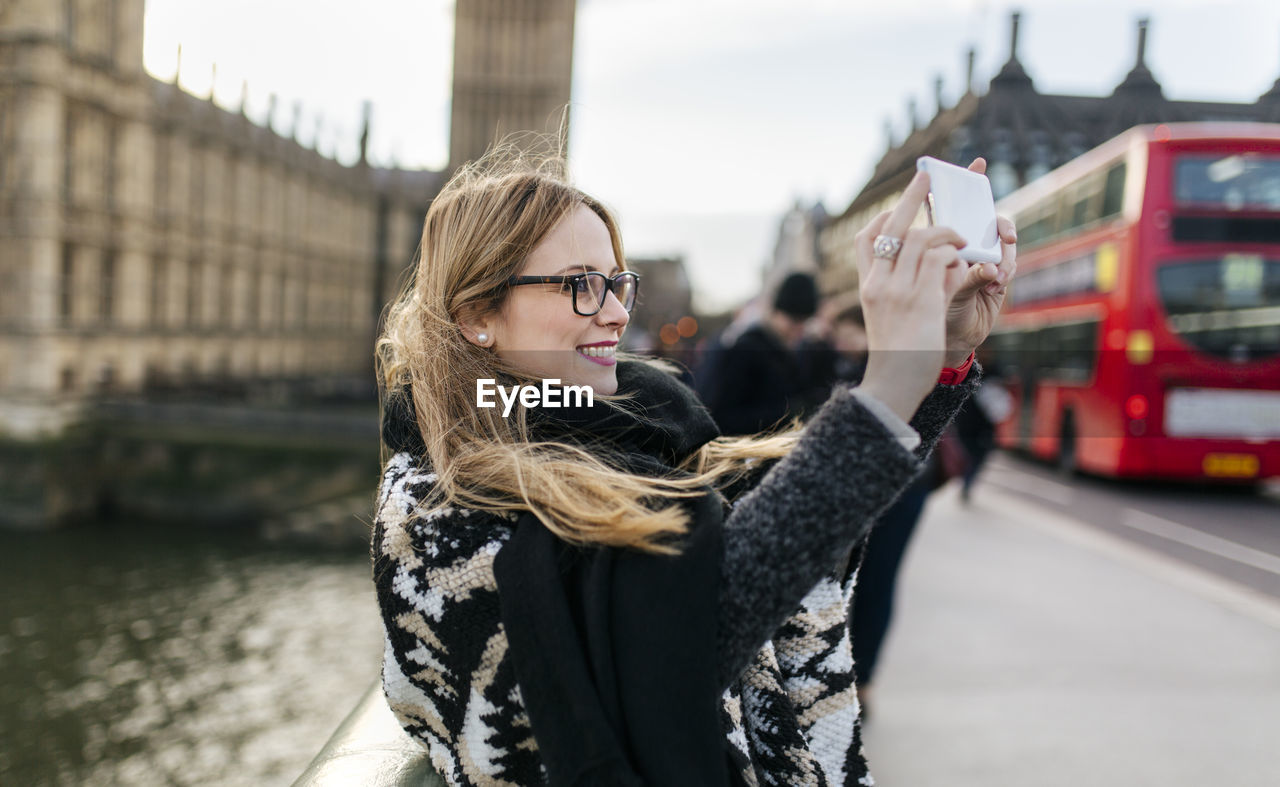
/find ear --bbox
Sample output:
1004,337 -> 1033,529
456,304 -> 499,348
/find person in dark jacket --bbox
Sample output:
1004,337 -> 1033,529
698,272 -> 826,435
805,300 -> 937,718
954,349 -> 1007,502
372,151 -> 1017,786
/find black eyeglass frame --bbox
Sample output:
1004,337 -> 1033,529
506,271 -> 641,316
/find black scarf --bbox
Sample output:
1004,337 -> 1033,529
524,359 -> 721,472
380,361 -> 719,468
489,360 -> 747,786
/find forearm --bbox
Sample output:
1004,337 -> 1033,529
714,385 -> 922,688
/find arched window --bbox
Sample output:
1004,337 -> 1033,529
69,0 -> 115,62
149,255 -> 166,328
100,249 -> 115,324
59,243 -> 75,325
0,88 -> 11,194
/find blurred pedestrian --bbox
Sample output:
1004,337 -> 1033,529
792,296 -> 843,402
696,272 -> 824,435
808,299 -> 937,718
954,348 -> 1011,502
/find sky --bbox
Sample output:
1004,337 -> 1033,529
141,0 -> 1280,312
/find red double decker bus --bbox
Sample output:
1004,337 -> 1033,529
989,123 -> 1280,481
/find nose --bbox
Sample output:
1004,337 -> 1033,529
595,288 -> 630,331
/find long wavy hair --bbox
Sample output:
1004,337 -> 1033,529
376,145 -> 801,555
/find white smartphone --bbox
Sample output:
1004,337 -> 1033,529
915,156 -> 1002,264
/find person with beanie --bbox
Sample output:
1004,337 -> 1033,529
697,271 -> 828,435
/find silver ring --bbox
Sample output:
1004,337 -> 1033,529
872,234 -> 903,261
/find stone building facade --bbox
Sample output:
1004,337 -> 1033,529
818,12 -> 1280,298
450,0 -> 577,169
0,0 -> 576,422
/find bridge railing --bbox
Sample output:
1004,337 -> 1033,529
293,680 -> 445,787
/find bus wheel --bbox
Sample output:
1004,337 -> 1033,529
1057,413 -> 1077,477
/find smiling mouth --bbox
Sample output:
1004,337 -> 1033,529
576,343 -> 617,365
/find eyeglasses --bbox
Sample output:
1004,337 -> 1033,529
507,271 -> 640,316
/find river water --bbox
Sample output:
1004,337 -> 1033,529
0,520 -> 384,786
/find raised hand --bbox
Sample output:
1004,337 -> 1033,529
852,170 -> 971,424
943,158 -> 1018,366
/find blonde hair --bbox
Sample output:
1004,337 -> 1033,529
376,145 -> 801,555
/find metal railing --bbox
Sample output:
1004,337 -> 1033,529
293,681 -> 445,787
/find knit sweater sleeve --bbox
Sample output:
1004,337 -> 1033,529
715,369 -> 981,687
908,363 -> 984,461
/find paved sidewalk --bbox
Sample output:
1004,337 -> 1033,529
859,482 -> 1280,787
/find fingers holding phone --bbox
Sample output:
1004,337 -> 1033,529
916,157 -> 1001,265
855,171 -> 930,284
854,158 -> 1021,419
854,171 -> 973,423
946,157 -> 1017,294
955,214 -> 1017,300
920,157 -> 1018,364
896,226 -> 968,287
983,215 -> 1018,295
855,172 -> 966,286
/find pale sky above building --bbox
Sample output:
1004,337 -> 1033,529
142,0 -> 1280,311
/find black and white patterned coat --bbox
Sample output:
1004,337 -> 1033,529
373,365 -> 977,786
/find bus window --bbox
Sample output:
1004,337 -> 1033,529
989,327 -> 1041,381
1174,153 -> 1280,211
1027,328 -> 1050,381
1157,255 -> 1280,361
985,330 -> 1023,378
1101,161 -> 1126,218
1065,173 -> 1104,233
1019,194 -> 1066,249
1037,320 -> 1099,382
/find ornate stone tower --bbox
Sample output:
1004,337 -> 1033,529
448,0 -> 577,169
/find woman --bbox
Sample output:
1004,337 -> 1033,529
373,151 -> 1015,786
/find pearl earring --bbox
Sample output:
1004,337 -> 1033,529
477,333 -> 489,344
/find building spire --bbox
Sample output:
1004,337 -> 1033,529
965,47 -> 976,95
1135,16 -> 1149,67
1112,17 -> 1163,98
239,80 -> 250,116
1009,11 -> 1021,62
908,97 -> 918,132
359,101 -> 373,166
173,44 -> 182,86
935,74 -> 946,115
990,11 -> 1034,90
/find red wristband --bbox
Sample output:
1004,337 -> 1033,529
938,351 -> 975,385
